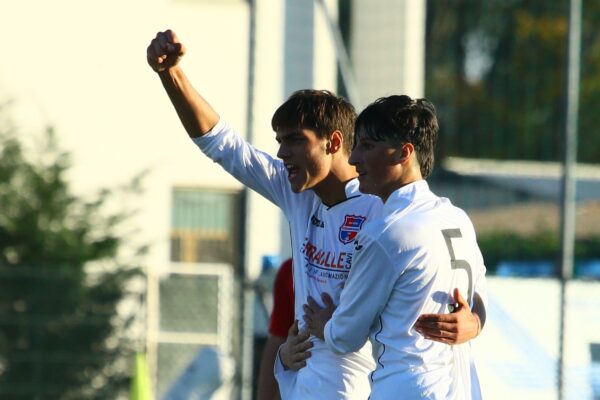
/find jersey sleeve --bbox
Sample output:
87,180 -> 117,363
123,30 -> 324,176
323,235 -> 399,354
192,118 -> 294,212
268,259 -> 295,338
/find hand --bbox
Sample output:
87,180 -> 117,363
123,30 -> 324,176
414,288 -> 481,345
302,292 -> 336,340
279,320 -> 313,371
146,29 -> 186,73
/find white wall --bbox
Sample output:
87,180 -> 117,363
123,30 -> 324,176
350,0 -> 425,108
0,0 -> 255,271
3,0 -> 429,275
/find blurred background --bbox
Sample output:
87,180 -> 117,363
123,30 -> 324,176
0,0 -> 599,399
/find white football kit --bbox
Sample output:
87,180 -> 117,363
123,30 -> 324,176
193,118 -> 381,399
324,180 -> 488,399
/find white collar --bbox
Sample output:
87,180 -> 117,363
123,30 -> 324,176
345,178 -> 362,198
383,180 -> 430,213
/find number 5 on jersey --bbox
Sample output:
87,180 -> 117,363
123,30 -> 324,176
442,228 -> 473,305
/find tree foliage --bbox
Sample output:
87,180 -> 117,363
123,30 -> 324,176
426,0 -> 600,163
0,109 -> 146,398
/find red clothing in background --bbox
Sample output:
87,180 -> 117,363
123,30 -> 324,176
268,258 -> 294,337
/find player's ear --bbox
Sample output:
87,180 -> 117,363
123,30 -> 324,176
326,130 -> 343,154
394,142 -> 414,164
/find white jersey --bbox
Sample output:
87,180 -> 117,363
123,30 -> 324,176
193,118 -> 381,399
324,180 -> 488,400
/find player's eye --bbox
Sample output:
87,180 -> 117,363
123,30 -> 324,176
359,140 -> 373,149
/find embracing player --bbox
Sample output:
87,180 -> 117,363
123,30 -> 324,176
304,95 -> 487,399
147,29 -> 485,399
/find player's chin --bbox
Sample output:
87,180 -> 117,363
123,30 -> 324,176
289,179 -> 307,193
291,175 -> 317,193
357,181 -> 375,195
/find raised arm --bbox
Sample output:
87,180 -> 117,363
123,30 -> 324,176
146,29 -> 219,138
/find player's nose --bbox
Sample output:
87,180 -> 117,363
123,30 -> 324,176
277,143 -> 290,159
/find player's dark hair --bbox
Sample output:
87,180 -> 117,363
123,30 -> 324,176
355,95 -> 438,178
271,90 -> 356,154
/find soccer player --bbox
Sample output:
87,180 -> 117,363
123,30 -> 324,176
303,95 -> 487,399
146,30 -> 484,399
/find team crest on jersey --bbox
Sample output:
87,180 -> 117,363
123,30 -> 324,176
338,215 -> 366,244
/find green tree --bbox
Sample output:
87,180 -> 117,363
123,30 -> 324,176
0,107 -> 146,398
426,0 -> 600,163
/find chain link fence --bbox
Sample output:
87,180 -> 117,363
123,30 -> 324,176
0,265 -> 145,399
148,263 -> 238,399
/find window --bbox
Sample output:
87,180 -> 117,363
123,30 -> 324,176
170,188 -> 243,266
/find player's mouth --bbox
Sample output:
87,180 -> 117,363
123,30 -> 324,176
285,164 -> 301,180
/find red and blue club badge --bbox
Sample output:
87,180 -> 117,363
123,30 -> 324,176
338,215 -> 366,244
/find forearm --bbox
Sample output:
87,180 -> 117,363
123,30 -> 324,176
324,318 -> 369,354
159,66 -> 219,138
256,335 -> 285,400
324,242 -> 394,353
472,292 -> 486,331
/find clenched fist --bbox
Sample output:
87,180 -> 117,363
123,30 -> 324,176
147,29 -> 186,73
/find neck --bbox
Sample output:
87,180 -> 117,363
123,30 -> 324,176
381,167 -> 423,203
314,163 -> 357,207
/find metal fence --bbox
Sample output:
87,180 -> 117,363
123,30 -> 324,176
0,266 -> 145,399
147,262 -> 237,399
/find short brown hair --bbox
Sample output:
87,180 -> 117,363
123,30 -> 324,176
271,90 -> 356,154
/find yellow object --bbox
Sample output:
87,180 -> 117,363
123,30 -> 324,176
130,352 -> 154,400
